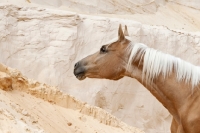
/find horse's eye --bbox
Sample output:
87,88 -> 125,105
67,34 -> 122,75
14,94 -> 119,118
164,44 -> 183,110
100,46 -> 107,53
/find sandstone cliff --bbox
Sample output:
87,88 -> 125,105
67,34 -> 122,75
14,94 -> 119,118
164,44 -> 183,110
0,1 -> 200,133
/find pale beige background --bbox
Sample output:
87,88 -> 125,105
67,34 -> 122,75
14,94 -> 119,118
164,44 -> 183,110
0,0 -> 200,133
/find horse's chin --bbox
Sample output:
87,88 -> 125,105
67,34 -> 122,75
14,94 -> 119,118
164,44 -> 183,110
76,74 -> 86,80
112,76 -> 124,80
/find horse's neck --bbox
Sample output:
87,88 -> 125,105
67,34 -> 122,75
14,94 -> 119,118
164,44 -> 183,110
125,64 -> 194,121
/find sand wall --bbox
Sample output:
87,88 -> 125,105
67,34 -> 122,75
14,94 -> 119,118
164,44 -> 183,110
0,1 -> 200,132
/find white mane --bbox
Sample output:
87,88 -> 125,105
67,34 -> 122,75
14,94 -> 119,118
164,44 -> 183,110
126,42 -> 200,88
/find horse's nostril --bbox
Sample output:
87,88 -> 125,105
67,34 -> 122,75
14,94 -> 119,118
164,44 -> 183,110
74,62 -> 79,69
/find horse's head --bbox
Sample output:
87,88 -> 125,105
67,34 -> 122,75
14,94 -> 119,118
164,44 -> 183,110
74,24 -> 131,80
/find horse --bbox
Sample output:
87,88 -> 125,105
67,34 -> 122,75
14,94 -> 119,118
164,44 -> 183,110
74,24 -> 200,133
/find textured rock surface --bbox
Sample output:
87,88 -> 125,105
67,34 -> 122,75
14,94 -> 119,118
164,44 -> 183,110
0,72 -> 12,91
0,1 -> 200,133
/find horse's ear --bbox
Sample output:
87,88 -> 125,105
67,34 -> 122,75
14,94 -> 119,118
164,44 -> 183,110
118,24 -> 125,41
124,25 -> 129,36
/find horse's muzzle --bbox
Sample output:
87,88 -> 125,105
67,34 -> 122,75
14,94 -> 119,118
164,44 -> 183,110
74,61 -> 86,80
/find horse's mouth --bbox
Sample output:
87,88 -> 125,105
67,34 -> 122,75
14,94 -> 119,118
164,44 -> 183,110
75,73 -> 86,80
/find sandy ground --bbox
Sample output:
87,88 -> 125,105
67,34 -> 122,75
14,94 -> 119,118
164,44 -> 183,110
0,63 -> 144,133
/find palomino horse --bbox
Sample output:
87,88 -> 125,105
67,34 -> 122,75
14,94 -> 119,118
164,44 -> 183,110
74,24 -> 200,133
